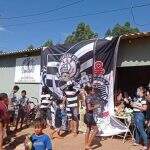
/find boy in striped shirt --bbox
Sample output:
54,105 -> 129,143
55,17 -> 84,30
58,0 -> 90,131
64,83 -> 80,136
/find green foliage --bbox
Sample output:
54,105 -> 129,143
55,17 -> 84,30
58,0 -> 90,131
43,40 -> 53,47
65,22 -> 98,44
27,44 -> 34,50
105,22 -> 140,37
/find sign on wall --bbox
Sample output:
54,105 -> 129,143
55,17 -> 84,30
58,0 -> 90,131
15,56 -> 41,83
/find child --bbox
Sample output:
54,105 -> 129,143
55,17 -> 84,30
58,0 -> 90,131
40,86 -> 52,128
84,86 -> 99,150
15,90 -> 29,130
0,93 -> 9,150
51,99 -> 63,139
25,118 -> 52,150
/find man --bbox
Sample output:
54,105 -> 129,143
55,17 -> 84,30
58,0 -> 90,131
0,93 -> 9,150
15,90 -> 29,130
64,83 -> 80,136
9,85 -> 20,125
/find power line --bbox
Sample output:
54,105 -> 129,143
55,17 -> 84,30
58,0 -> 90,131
3,7 -> 130,27
3,3 -> 150,27
0,0 -> 84,20
130,1 -> 150,26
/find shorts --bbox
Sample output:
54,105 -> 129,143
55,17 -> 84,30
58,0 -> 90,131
66,107 -> 79,120
55,108 -> 62,128
46,108 -> 52,121
84,112 -> 96,127
40,108 -> 48,120
17,109 -> 26,119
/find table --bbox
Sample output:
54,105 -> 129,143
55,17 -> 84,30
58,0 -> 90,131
114,115 -> 135,143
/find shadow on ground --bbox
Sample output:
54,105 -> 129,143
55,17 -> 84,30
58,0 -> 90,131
4,134 -> 27,150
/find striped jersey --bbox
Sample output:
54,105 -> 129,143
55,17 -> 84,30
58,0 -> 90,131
133,97 -> 147,112
40,94 -> 51,109
65,90 -> 80,108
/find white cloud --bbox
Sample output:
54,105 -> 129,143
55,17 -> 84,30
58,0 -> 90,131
0,27 -> 6,31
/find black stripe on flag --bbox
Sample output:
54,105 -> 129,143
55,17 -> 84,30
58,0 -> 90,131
47,67 -> 58,75
78,51 -> 93,64
48,54 -> 60,62
46,79 -> 59,87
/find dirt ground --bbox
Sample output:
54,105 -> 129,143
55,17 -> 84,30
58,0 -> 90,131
3,126 -> 142,150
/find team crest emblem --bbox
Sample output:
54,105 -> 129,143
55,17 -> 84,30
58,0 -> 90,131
21,57 -> 35,73
58,53 -> 79,82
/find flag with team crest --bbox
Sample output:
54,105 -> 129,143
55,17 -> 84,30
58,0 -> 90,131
41,37 -> 128,136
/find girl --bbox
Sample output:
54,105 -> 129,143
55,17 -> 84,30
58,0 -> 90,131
84,86 -> 100,150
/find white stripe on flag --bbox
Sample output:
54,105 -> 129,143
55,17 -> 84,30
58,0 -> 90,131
80,58 -> 93,72
47,74 -> 59,80
47,62 -> 59,67
67,103 -> 78,107
74,42 -> 94,58
67,97 -> 77,102
41,94 -> 51,98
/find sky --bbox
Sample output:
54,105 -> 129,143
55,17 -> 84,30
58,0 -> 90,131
0,0 -> 150,52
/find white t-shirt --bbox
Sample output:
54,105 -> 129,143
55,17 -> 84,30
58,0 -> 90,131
133,97 -> 147,112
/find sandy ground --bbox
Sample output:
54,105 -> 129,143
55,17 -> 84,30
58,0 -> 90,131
3,126 -> 142,150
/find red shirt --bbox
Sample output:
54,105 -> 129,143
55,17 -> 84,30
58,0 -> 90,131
0,101 -> 8,122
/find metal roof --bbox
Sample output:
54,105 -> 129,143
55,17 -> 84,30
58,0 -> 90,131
121,32 -> 150,39
0,32 -> 150,56
0,47 -> 41,56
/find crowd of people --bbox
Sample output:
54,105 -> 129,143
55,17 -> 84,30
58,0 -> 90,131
114,86 -> 150,150
0,86 -> 30,149
1,83 -> 150,150
0,84 -> 100,150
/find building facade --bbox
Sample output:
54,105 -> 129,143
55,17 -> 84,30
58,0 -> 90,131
0,32 -> 150,99
0,48 -> 41,100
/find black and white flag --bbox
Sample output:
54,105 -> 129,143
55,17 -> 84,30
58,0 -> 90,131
41,39 -> 96,97
41,37 -> 128,136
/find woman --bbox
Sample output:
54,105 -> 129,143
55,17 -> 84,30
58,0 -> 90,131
114,90 -> 123,107
123,92 -> 132,109
84,85 -> 99,150
0,93 -> 9,150
145,89 -> 150,149
131,86 -> 148,150
114,90 -> 125,116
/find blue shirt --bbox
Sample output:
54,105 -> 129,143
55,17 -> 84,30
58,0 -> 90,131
31,134 -> 52,150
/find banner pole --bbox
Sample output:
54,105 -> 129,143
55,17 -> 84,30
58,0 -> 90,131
92,38 -> 99,84
113,36 -> 122,86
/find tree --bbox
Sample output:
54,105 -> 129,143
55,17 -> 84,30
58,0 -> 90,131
27,44 -> 34,50
65,22 -> 98,44
105,22 -> 140,37
43,40 -> 53,47
0,51 -> 3,53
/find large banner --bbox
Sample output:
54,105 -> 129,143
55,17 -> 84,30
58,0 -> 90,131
15,56 -> 41,83
41,38 -> 128,136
